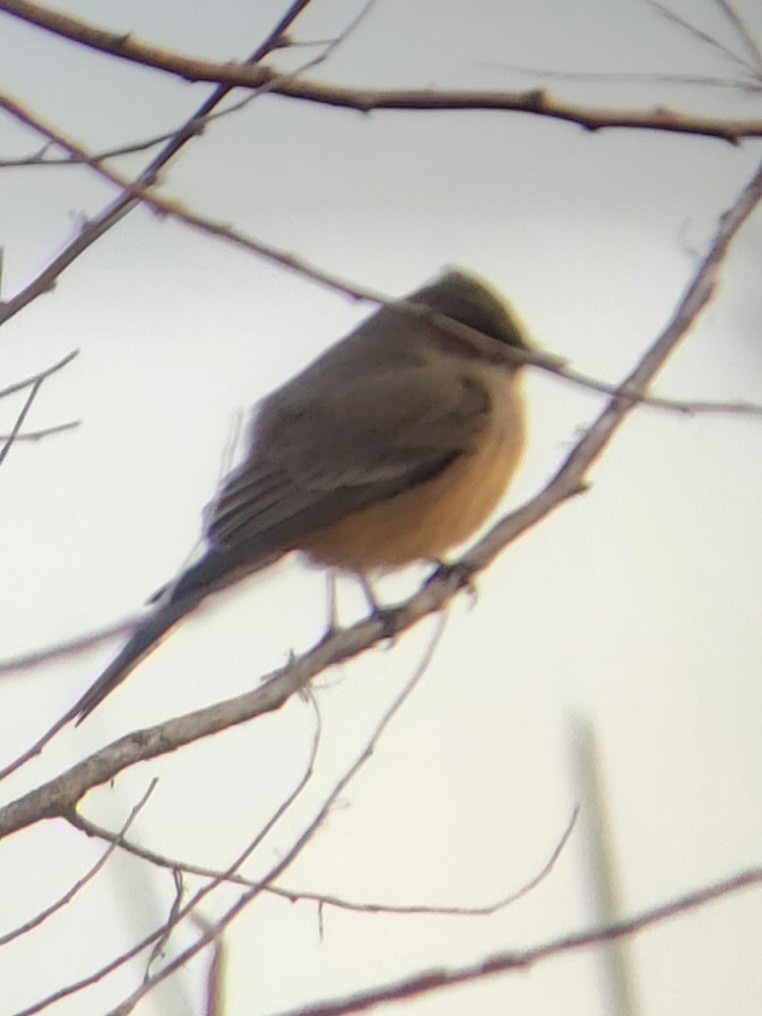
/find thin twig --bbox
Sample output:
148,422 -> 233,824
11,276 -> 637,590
0,0 -> 374,171
70,804 -> 578,918
0,378 -> 42,467
715,0 -> 762,72
0,615 -> 140,677
0,349 -> 79,400
645,0 -> 760,77
0,419 -> 80,441
14,624 -> 441,1016
145,867 -> 184,980
0,352 -> 80,460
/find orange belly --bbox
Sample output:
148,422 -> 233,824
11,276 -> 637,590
302,375 -> 525,571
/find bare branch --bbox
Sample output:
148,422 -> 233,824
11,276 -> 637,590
100,619 -> 446,1015
70,802 -> 578,918
1,0 -> 760,141
0,1 -> 374,171
279,868 -> 762,1016
0,127 -> 203,168
13,626 -> 440,1015
9,696 -> 321,1016
0,780 -> 157,947
145,867 -> 185,981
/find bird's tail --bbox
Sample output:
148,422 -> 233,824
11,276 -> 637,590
75,546 -> 285,724
73,594 -> 202,723
0,595 -> 205,782
0,549 -> 286,781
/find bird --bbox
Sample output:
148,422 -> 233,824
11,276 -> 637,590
73,269 -> 532,723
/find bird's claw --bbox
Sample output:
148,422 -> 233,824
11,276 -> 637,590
370,604 -> 403,643
427,559 -> 478,604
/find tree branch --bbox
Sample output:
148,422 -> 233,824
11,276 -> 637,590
13,628 -> 439,1015
97,626 -> 445,1016
1,0 -> 760,141
281,868 -> 762,1016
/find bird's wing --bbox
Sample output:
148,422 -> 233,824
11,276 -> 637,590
205,362 -> 491,555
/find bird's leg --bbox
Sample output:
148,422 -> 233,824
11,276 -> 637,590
358,574 -> 401,640
322,571 -> 399,641
358,574 -> 381,614
323,569 -> 341,636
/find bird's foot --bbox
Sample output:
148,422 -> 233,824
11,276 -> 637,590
355,575 -> 401,642
370,603 -> 403,642
427,559 -> 478,604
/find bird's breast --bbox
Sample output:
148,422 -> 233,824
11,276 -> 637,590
302,370 -> 525,572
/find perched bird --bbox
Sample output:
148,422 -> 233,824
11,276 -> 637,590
74,270 -> 532,722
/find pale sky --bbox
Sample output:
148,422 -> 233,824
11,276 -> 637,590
0,2 -> 760,1015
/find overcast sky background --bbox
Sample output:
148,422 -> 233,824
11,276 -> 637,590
0,1 -> 760,1014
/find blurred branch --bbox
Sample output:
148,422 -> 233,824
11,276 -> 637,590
0,349 -> 78,400
0,381 -> 42,467
0,67 -> 306,169
0,419 -> 79,441
484,63 -> 761,93
191,915 -> 226,1016
283,868 -> 762,1016
572,718 -> 638,1016
715,0 -> 762,73
0,615 -> 140,676
0,350 -> 78,467
646,0 -> 762,78
2,156 -> 760,832
1,0 -> 761,140
3,91 -> 761,420
0,129 -> 201,168
489,0 -> 762,95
